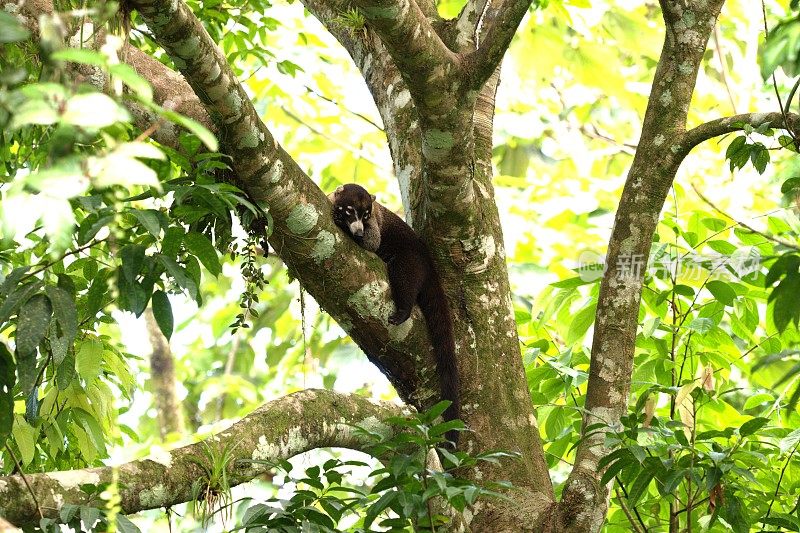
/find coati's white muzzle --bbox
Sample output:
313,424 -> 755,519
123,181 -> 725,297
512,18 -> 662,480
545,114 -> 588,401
349,218 -> 364,238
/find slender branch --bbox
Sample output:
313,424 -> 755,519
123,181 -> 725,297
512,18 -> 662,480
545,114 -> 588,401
614,481 -> 648,533
691,183 -> 800,252
712,24 -> 736,114
303,85 -> 384,132
4,444 -> 43,520
0,390 -> 407,525
678,112 -> 800,157
464,0 -> 533,89
762,442 -> 800,528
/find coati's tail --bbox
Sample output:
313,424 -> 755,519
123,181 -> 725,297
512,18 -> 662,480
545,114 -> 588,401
418,273 -> 460,446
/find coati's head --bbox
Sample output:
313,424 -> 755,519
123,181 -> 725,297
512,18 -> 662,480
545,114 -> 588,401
330,184 -> 376,242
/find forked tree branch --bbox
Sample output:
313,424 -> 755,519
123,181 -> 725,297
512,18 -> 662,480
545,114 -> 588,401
349,0 -> 461,108
560,0 -> 728,529
0,390 -> 406,525
464,0 -> 533,88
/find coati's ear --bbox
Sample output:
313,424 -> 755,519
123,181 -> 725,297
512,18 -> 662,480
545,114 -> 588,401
335,185 -> 344,194
370,194 -> 376,202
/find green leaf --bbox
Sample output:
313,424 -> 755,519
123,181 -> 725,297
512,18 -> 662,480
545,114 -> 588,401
130,209 -> 163,238
743,393 -> 774,411
15,293 -> 52,356
116,514 -> 141,533
780,428 -> 800,453
56,352 -> 76,390
90,144 -> 162,190
72,408 -> 107,456
566,300 -> 596,345
0,281 -> 42,330
689,318 -> 713,334
59,503 -> 79,523
151,291 -> 174,340
707,240 -> 737,255
627,466 -> 655,507
701,218 -> 727,231
364,491 -> 397,528
739,417 -> 769,437
0,343 -> 15,442
76,340 -> 103,382
781,177 -> 800,194
706,280 -> 736,306
9,99 -> 58,128
0,267 -> 31,298
80,507 -> 101,530
750,144 -> 770,174
120,245 -> 146,283
772,272 -> 800,332
720,487 -> 748,533
12,416 -> 36,466
44,285 -> 77,363
158,256 -> 198,301
161,227 -> 184,259
84,270 -> 109,321
184,232 -> 222,277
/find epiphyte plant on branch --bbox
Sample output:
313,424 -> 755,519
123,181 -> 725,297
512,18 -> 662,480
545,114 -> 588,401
2,0 -> 800,531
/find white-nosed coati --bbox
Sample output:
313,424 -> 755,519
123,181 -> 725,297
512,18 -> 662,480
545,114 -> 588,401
329,184 -> 460,444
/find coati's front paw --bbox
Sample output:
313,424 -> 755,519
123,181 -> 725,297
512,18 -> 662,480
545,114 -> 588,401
388,308 -> 411,325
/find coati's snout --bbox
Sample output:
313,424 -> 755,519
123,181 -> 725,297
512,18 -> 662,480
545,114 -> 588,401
349,219 -> 364,238
330,184 -> 375,241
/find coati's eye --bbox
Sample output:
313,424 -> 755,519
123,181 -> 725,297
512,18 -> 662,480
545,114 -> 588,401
365,211 -> 370,219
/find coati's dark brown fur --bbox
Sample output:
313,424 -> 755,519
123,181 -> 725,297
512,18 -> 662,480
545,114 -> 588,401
329,184 -> 460,444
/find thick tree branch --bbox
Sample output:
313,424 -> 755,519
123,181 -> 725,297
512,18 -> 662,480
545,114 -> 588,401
349,0 -> 460,108
464,0 -> 532,89
454,0 -> 490,51
0,390 -> 406,525
560,1 -> 727,530
125,0 -> 457,414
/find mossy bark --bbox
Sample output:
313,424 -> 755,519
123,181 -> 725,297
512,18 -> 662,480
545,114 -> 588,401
0,390 -> 405,525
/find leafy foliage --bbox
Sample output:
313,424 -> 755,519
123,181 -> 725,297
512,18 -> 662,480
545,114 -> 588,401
236,402 -> 514,532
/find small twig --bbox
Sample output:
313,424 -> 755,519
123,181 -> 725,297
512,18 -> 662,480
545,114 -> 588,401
692,184 -> 800,251
615,477 -> 649,532
303,85 -> 384,132
674,496 -> 710,515
762,0 -> 798,143
713,24 -> 736,114
21,240 -> 105,282
279,106 -> 388,170
5,444 -> 43,520
134,119 -> 164,142
762,442 -> 800,529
